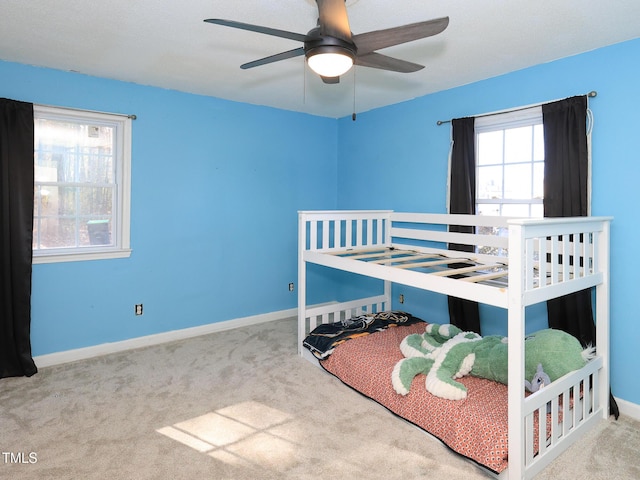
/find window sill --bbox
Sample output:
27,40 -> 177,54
32,249 -> 132,265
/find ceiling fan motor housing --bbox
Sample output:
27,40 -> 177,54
304,34 -> 357,63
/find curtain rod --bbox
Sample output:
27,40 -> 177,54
436,91 -> 597,126
35,103 -> 137,120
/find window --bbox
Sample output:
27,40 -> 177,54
32,106 -> 132,263
475,107 -> 543,218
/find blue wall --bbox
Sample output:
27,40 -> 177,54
0,61 -> 338,356
337,38 -> 640,406
2,36 -> 639,407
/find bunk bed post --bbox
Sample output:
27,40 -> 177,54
297,211 -> 307,356
384,213 -> 392,311
507,220 -> 526,480
596,219 -> 611,418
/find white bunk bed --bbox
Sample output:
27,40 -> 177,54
297,210 -> 611,480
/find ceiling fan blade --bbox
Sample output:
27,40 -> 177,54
204,19 -> 308,42
353,17 -> 449,55
355,52 -> 424,73
240,47 -> 306,69
320,75 -> 340,84
316,0 -> 352,41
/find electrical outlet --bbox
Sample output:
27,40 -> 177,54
135,304 -> 143,315
399,294 -> 405,304
288,282 -> 295,292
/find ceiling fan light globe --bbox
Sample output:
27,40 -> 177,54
307,52 -> 354,77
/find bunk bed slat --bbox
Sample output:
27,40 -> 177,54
334,219 -> 342,249
459,270 -> 509,283
430,263 -> 504,277
340,249 -> 392,260
393,257 -> 468,270
562,234 -> 571,283
550,397 -> 560,445
551,235 -> 560,284
526,237 -> 535,290
537,404 -> 547,457
539,237 -> 548,288
310,220 -> 318,251
526,413 -> 535,465
373,253 -> 439,265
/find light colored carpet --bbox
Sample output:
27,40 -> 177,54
1,317 -> 638,480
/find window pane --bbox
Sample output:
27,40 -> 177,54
78,186 -> 113,216
477,204 -> 501,216
533,162 -> 544,199
86,220 -> 112,245
33,217 -> 78,250
533,124 -> 544,161
477,165 -> 503,199
504,164 -> 532,199
477,131 -> 503,166
504,126 -> 533,164
78,150 -> 114,183
502,204 -> 531,217
57,186 -> 77,216
34,122 -> 114,183
531,204 -> 544,218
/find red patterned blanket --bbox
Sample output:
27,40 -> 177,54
320,322 -> 510,474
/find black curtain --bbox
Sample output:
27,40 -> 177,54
448,117 -> 481,334
0,98 -> 37,379
542,95 -> 618,418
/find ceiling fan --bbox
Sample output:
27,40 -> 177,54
204,0 -> 449,84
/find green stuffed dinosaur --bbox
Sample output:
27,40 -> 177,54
391,323 -> 595,400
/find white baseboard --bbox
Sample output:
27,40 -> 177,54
615,396 -> 640,422
34,307 -> 297,369
30,311 -> 640,422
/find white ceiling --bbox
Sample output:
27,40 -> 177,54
2,0 -> 640,118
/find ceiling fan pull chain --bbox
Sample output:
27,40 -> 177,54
303,59 -> 307,105
352,67 -> 357,121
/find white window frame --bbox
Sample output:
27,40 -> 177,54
474,106 -> 543,218
32,106 -> 132,264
